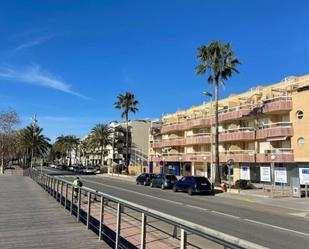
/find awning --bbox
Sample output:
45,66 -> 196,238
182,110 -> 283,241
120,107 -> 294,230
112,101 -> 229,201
267,136 -> 287,141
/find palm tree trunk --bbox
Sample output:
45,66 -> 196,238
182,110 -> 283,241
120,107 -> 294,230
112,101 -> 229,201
125,115 -> 129,174
215,79 -> 221,184
0,150 -> 4,174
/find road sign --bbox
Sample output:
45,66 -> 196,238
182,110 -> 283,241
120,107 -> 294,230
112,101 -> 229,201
227,159 -> 234,167
159,160 -> 164,166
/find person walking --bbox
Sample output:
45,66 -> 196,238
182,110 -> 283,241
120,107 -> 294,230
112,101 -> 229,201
72,177 -> 83,201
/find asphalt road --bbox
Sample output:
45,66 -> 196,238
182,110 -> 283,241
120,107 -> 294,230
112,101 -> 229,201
41,167 -> 309,249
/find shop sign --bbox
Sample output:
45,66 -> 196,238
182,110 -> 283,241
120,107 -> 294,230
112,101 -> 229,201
299,168 -> 309,185
260,167 -> 271,182
240,165 -> 250,180
275,168 -> 287,183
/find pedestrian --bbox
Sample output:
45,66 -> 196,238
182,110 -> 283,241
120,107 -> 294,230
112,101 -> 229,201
72,177 -> 83,201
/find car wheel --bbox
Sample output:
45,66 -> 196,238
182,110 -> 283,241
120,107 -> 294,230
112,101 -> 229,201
161,184 -> 165,190
188,188 -> 193,195
173,186 -> 178,192
136,181 -> 139,185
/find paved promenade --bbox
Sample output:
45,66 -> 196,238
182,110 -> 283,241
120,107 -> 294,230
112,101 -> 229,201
0,175 -> 109,249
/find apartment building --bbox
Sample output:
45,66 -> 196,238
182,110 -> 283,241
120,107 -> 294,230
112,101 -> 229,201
149,75 -> 309,184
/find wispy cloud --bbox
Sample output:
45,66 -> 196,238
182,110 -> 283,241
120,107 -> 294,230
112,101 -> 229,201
14,35 -> 53,51
0,64 -> 88,99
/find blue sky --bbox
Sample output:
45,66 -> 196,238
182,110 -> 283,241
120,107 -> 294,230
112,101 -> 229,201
0,0 -> 309,141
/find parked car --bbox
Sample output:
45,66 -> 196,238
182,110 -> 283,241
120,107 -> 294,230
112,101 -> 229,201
83,167 -> 96,175
94,166 -> 101,174
73,166 -> 85,174
173,176 -> 214,195
136,173 -> 156,186
150,174 -> 178,189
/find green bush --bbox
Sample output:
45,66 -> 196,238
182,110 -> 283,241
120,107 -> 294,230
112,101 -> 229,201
232,180 -> 256,189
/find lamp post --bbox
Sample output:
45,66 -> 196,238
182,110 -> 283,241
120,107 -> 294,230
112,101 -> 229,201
30,114 -> 37,169
203,92 -> 214,182
271,154 -> 276,197
203,156 -> 207,178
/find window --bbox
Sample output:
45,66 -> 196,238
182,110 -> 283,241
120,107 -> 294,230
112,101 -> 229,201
296,110 -> 304,119
298,137 -> 305,149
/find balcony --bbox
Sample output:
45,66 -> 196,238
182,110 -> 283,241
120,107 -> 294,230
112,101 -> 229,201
150,137 -> 185,148
185,133 -> 211,145
149,152 -> 211,162
219,127 -> 255,142
161,106 -> 252,134
219,150 -> 256,163
217,107 -> 251,123
262,96 -> 292,114
256,122 -> 293,139
256,148 -> 294,163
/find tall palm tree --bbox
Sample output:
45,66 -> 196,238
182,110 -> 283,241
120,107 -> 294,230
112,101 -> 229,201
18,125 -> 51,166
195,40 -> 240,183
88,124 -> 112,169
114,92 -> 139,174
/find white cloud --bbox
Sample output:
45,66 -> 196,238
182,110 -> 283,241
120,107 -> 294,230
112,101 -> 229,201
14,35 -> 53,51
0,64 -> 88,98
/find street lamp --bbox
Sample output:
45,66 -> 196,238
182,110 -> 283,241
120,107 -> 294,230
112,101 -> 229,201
271,154 -> 276,197
203,156 -> 207,178
203,92 -> 214,182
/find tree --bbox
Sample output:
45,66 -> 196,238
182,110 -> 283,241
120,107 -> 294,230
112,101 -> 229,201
114,92 -> 139,174
195,40 -> 240,183
0,108 -> 20,174
88,124 -> 112,169
53,135 -> 80,165
18,125 -> 51,167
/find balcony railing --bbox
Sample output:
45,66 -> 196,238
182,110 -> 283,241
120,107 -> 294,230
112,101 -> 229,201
256,122 -> 293,139
262,96 -> 292,113
219,127 -> 255,142
256,148 -> 294,163
219,150 -> 256,163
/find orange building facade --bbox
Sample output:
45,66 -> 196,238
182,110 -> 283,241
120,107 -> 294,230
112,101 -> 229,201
148,75 -> 309,184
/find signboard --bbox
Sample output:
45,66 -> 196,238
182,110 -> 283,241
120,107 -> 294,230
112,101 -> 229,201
275,168 -> 287,183
299,168 -> 309,185
260,167 -> 271,182
240,166 -> 250,180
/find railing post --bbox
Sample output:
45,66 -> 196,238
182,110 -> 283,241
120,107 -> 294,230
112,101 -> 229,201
140,213 -> 147,249
115,203 -> 122,248
99,196 -> 104,240
56,179 -> 59,201
60,181 -> 64,205
53,178 -> 56,198
77,188 -> 81,222
70,185 -> 74,214
87,193 -> 91,229
180,228 -> 187,249
65,183 -> 68,209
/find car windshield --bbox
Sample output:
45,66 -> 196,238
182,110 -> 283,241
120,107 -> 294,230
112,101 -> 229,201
195,177 -> 210,184
166,175 -> 177,180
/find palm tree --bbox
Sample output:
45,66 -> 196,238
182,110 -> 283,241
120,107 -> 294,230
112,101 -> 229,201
88,124 -> 112,169
18,125 -> 51,166
195,40 -> 240,183
53,135 -> 80,165
114,92 -> 139,174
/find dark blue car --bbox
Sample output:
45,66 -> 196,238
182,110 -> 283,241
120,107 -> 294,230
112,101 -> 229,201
150,174 -> 178,189
173,176 -> 214,195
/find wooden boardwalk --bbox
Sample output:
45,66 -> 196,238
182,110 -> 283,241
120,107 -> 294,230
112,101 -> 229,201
0,175 -> 110,249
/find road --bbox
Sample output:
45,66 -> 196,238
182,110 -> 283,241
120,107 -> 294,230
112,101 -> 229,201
41,167 -> 309,249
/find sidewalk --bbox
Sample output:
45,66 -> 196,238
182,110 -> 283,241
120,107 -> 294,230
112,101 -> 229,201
0,175 -> 109,249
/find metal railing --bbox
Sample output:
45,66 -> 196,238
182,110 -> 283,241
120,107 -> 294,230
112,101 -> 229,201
29,169 -> 268,249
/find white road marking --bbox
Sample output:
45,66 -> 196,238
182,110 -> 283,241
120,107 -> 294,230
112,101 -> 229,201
185,205 -> 209,211
288,212 -> 308,217
211,210 -> 240,219
244,219 -> 309,237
